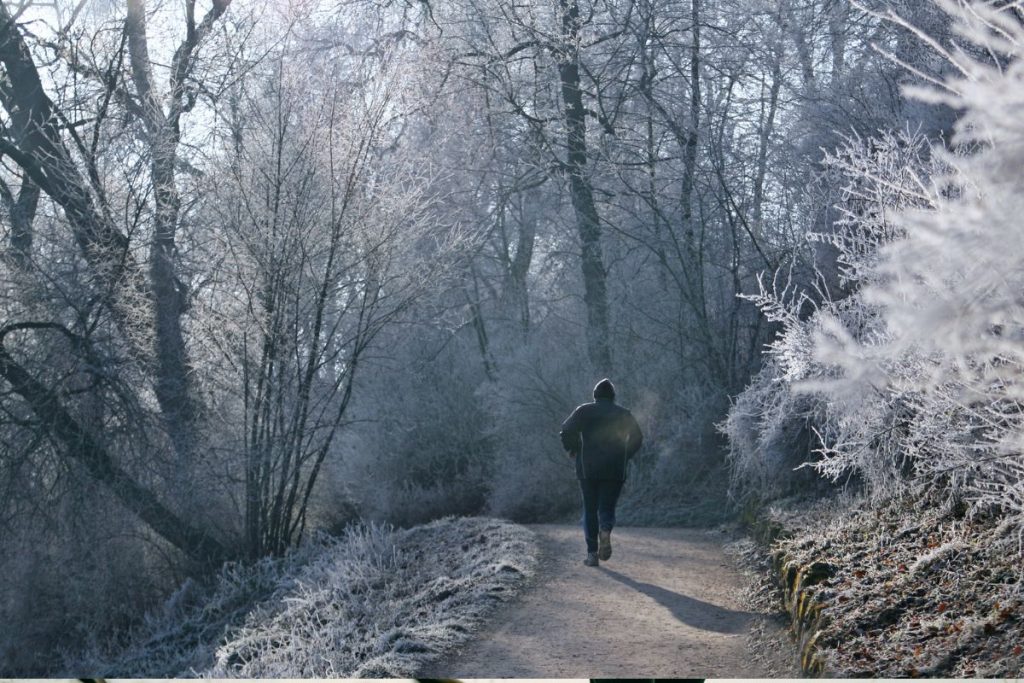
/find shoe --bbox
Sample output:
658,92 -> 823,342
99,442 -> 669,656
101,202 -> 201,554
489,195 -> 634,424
584,552 -> 599,567
598,529 -> 612,560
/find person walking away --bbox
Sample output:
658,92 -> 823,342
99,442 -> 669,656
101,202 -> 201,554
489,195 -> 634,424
559,378 -> 643,567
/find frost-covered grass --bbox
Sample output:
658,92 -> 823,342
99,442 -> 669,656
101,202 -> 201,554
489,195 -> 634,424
62,517 -> 536,677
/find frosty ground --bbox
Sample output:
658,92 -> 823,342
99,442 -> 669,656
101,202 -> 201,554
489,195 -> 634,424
736,494 -> 1024,677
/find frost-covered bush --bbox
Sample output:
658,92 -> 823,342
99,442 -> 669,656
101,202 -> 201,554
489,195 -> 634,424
723,127 -> 943,505
727,0 -> 1024,543
61,531 -> 326,676
720,358 -> 825,505
838,0 -> 1024,535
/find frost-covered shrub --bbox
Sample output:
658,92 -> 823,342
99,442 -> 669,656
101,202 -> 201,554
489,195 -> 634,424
728,1 -> 1024,543
720,359 -> 825,505
61,533 -> 321,676
841,0 -> 1024,536
724,128 -> 942,505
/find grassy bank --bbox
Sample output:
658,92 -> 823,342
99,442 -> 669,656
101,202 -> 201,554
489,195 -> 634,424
64,517 -> 537,677
739,496 -> 1024,677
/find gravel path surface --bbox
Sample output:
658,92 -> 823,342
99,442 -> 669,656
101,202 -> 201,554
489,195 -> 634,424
419,524 -> 769,678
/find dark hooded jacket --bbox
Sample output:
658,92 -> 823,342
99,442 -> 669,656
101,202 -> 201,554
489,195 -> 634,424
560,397 -> 643,481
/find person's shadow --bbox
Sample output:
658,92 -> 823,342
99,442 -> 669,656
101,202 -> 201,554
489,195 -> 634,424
601,568 -> 755,634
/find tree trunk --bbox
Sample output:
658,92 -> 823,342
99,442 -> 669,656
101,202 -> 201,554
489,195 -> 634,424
680,0 -> 702,277
789,0 -> 817,94
126,0 -> 210,468
829,0 -> 848,91
507,193 -> 536,334
752,45 -> 782,238
557,0 -> 612,372
2,174 -> 39,268
149,149 -> 201,465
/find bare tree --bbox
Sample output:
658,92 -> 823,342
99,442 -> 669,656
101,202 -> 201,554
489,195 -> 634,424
204,47 -> 461,557
0,0 -> 230,562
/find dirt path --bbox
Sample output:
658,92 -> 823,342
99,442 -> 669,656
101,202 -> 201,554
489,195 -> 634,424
420,524 -> 770,678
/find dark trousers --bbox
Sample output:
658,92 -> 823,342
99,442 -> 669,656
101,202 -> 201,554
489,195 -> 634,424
579,478 -> 625,553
